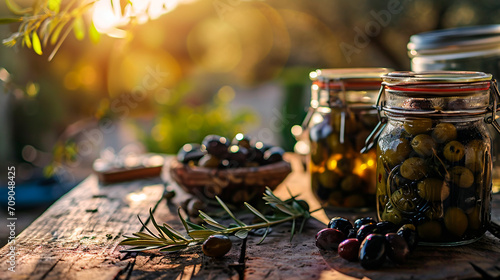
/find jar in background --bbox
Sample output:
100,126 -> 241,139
408,24 -> 500,193
307,68 -> 390,210
374,71 -> 498,246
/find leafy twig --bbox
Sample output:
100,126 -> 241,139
119,187 -> 314,252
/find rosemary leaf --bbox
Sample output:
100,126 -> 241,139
137,215 -> 159,239
257,227 -> 270,245
159,244 -> 189,252
275,204 -> 294,216
215,196 -> 246,227
157,225 -> 178,242
132,232 -> 156,240
162,223 -> 189,241
188,230 -> 219,239
199,211 -> 227,230
234,229 -> 249,239
244,202 -> 269,223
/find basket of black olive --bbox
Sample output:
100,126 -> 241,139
170,134 -> 292,205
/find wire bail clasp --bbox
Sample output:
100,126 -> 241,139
485,79 -> 500,135
361,85 -> 387,153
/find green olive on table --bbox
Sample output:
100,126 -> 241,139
400,157 -> 427,181
465,140 -> 486,173
417,178 -> 449,201
443,141 -> 465,162
411,134 -> 436,157
379,137 -> 411,168
444,207 -> 468,237
403,118 -> 432,135
446,166 -> 474,188
432,123 -> 457,143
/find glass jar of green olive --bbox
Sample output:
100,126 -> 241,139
306,68 -> 391,210
372,71 -> 499,246
408,25 -> 500,193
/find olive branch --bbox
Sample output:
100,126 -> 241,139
0,0 -> 140,60
119,187 -> 319,252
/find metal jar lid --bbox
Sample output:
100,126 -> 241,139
310,68 -> 392,107
408,25 -> 500,57
311,68 -> 391,90
380,71 -> 493,115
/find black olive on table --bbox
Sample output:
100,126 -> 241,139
177,143 -> 204,163
338,238 -> 361,262
201,135 -> 230,158
232,133 -> 252,149
202,235 -> 232,257
315,228 -> 346,250
375,221 -> 399,234
356,223 -> 378,242
359,234 -> 387,270
397,224 -> 419,252
354,217 -> 376,230
385,233 -> 410,264
328,217 -> 353,236
263,146 -> 285,164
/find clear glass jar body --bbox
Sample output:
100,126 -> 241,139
376,116 -> 492,245
307,68 -> 390,210
310,104 -> 378,209
408,25 -> 500,193
375,71 -> 495,245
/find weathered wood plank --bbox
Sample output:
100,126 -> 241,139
0,174 -> 166,280
0,154 -> 499,280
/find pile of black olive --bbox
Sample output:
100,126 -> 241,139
315,216 -> 418,269
177,133 -> 285,168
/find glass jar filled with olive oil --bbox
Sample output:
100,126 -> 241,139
307,68 -> 391,210
373,71 -> 498,246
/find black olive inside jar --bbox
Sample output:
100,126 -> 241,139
374,71 -> 498,246
307,68 -> 391,210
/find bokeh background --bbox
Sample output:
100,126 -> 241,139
1,0 -> 500,245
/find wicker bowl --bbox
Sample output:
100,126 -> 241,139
169,159 -> 292,205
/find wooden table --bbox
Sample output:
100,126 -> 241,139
1,154 -> 500,280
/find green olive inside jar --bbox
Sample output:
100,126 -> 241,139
308,68 -> 390,210
408,25 -> 500,194
374,71 -> 497,246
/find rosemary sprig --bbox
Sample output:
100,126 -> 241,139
119,187 -> 318,252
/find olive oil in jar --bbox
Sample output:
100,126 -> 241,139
307,68 -> 390,210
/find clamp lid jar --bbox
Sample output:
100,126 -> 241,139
374,71 -> 498,246
306,68 -> 391,210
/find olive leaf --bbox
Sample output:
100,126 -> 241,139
32,31 -> 42,55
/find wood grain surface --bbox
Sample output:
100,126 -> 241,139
0,154 -> 499,280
